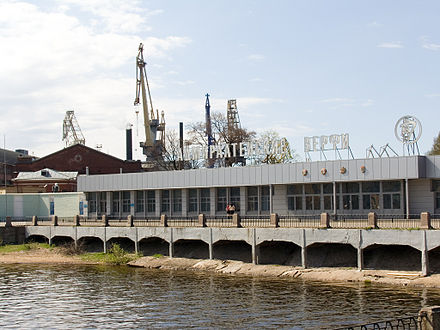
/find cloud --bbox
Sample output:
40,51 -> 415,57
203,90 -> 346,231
376,41 -> 403,49
425,93 -> 440,98
0,1 -> 191,159
421,36 -> 440,51
249,77 -> 263,83
367,21 -> 383,28
247,54 -> 265,61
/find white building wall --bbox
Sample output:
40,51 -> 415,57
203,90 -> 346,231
273,185 -> 287,214
408,179 -> 434,214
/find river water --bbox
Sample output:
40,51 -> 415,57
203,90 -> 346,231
0,264 -> 440,329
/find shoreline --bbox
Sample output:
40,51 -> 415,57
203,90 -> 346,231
129,256 -> 440,289
1,248 -> 440,288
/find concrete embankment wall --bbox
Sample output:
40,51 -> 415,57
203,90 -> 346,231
0,227 -> 25,244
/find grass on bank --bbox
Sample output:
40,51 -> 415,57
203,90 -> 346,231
0,242 -> 52,253
0,241 -> 139,265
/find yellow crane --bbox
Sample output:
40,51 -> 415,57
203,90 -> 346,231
134,43 -> 165,160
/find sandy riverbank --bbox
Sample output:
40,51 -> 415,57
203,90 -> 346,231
129,256 -> 440,289
1,248 -> 440,288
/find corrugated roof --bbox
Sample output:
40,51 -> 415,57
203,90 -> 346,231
13,168 -> 78,181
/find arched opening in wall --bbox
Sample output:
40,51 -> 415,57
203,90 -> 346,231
139,237 -> 169,256
27,235 -> 48,244
173,239 -> 209,259
108,237 -> 135,253
427,246 -> 440,274
257,241 -> 301,266
213,240 -> 252,263
51,236 -> 74,247
307,243 -> 357,268
78,237 -> 104,252
363,244 -> 420,271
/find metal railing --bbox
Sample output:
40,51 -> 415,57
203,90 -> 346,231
279,215 -> 321,228
167,216 -> 199,227
133,217 -> 161,227
205,215 -> 234,227
240,215 -> 271,227
338,314 -> 420,329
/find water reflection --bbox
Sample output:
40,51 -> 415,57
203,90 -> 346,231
0,264 -> 439,329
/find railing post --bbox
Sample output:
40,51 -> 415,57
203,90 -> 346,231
232,213 -> 241,228
73,215 -> 80,226
368,212 -> 377,229
52,215 -> 58,226
421,212 -> 432,230
419,306 -> 440,330
32,216 -> 38,226
5,216 -> 12,228
198,214 -> 206,227
102,214 -> 108,227
127,214 -> 134,227
160,214 -> 168,227
320,213 -> 330,228
270,213 -> 279,228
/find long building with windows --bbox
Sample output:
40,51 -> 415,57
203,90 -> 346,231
77,155 -> 440,219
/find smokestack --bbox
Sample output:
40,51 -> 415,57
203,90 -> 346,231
126,126 -> 133,161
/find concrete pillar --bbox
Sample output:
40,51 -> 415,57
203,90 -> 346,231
209,228 -> 213,260
419,306 -> 440,330
51,215 -> 58,226
169,228 -> 174,258
210,188 -> 216,216
182,189 -> 188,216
127,214 -> 134,227
357,230 -> 363,271
320,212 -> 330,228
368,212 -> 377,229
103,227 -> 107,253
405,178 -> 410,219
32,216 -> 38,226
134,227 -> 139,255
5,216 -> 11,228
422,230 -> 429,276
252,228 -> 259,265
239,186 -> 246,216
301,229 -> 307,268
73,215 -> 80,226
198,214 -> 206,227
232,213 -> 241,228
269,184 -> 273,214
155,190 -> 161,217
130,191 -> 135,216
421,212 -> 432,230
270,213 -> 279,228
102,214 -> 108,227
160,214 -> 168,227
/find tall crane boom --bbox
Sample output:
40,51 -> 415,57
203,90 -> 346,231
134,43 -> 165,160
62,110 -> 85,147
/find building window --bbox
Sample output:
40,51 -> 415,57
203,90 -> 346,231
161,190 -> 170,213
383,181 -> 401,210
136,191 -> 144,213
304,184 -> 321,210
188,189 -> 198,213
287,184 -> 302,211
432,180 -> 440,209
200,188 -> 210,213
217,188 -> 227,212
112,192 -> 120,213
99,192 -> 107,214
88,192 -> 97,213
363,194 -> 379,210
247,187 -> 258,212
173,190 -> 182,213
147,190 -> 155,213
323,183 -> 339,210
230,187 -> 241,210
362,181 -> 380,193
122,191 -> 131,213
342,182 -> 359,210
261,186 -> 270,212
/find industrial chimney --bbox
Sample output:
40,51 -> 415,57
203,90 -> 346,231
126,124 -> 133,161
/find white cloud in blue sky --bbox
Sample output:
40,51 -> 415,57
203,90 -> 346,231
0,0 -> 439,161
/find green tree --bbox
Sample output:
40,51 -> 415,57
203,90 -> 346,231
428,132 -> 440,155
252,130 -> 298,164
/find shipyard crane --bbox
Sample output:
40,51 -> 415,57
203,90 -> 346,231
62,110 -> 85,147
134,43 -> 165,161
227,99 -> 241,133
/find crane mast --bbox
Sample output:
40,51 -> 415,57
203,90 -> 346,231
134,43 -> 165,160
62,110 -> 85,147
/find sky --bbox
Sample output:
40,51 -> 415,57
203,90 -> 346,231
0,0 -> 439,162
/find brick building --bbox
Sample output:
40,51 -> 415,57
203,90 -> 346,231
15,144 -> 142,175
